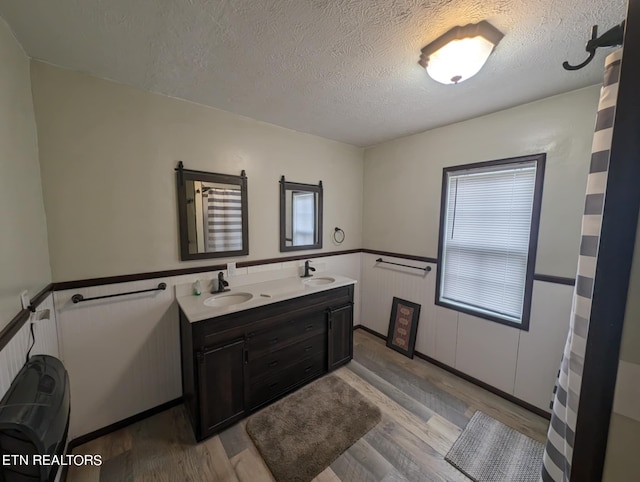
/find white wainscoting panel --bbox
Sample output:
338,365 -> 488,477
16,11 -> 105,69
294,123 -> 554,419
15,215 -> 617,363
455,313 -> 521,394
433,305 -> 458,367
55,282 -> 181,439
0,293 -> 59,399
314,253 -> 362,325
515,281 -> 573,410
55,252 -> 362,439
360,252 -> 572,412
360,253 -> 442,359
613,360 -> 640,423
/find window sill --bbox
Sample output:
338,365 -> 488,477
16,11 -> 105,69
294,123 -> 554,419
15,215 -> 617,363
435,299 -> 530,331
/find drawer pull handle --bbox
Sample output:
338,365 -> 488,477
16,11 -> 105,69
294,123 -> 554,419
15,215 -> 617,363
305,324 -> 314,331
304,345 -> 313,352
304,365 -> 313,373
268,360 -> 279,368
269,337 -> 279,344
269,382 -> 279,389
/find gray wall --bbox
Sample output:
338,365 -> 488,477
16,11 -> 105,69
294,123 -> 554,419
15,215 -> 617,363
363,86 -> 600,279
360,86 -> 601,411
604,213 -> 640,481
30,61 -> 364,282
0,18 -> 51,329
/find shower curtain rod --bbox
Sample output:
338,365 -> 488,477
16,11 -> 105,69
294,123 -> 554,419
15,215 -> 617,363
563,21 -> 625,71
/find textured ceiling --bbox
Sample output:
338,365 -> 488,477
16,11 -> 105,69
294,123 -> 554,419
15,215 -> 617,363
0,0 -> 628,147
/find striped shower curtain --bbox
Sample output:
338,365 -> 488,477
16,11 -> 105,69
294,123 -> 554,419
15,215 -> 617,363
541,49 -> 622,482
203,187 -> 243,252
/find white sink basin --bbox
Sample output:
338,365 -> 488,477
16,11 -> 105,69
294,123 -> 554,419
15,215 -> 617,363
204,292 -> 253,307
304,277 -> 336,286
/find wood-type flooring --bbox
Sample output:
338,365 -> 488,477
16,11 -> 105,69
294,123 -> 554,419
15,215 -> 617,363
67,329 -> 549,481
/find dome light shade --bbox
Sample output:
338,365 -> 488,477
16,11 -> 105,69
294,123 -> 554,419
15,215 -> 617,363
419,21 -> 504,85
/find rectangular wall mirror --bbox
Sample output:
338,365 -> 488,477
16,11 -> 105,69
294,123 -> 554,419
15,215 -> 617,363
176,162 -> 248,260
280,176 -> 323,252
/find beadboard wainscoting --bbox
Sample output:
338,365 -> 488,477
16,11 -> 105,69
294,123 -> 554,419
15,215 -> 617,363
604,215 -> 640,480
607,360 -> 640,478
54,252 -> 362,440
359,252 -> 573,412
612,361 -> 640,423
0,294 -> 59,399
55,282 -> 181,441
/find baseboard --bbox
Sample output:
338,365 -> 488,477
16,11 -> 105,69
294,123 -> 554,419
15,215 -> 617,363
412,351 -> 551,420
67,397 -> 183,450
353,325 -> 551,420
355,324 -> 387,341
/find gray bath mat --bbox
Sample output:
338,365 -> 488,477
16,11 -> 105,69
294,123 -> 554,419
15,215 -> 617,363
246,374 -> 381,482
445,411 -> 544,482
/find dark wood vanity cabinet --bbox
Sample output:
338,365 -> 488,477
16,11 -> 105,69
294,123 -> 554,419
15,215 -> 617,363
180,284 -> 354,441
327,304 -> 354,370
197,339 -> 246,435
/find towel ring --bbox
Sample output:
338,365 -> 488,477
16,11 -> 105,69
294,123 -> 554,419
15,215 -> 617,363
333,227 -> 345,244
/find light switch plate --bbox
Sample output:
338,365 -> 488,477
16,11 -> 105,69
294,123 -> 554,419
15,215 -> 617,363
227,262 -> 237,276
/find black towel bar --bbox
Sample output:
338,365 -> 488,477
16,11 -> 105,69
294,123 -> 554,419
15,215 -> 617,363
375,258 -> 432,272
71,283 -> 167,303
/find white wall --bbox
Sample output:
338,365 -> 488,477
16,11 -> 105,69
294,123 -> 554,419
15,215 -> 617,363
21,46 -> 602,433
0,18 -> 51,329
25,60 -> 368,439
363,86 -> 600,279
360,86 -> 600,410
56,252 -> 361,439
360,253 -> 572,411
0,294 -> 60,399
30,61 -> 364,283
604,215 -> 640,481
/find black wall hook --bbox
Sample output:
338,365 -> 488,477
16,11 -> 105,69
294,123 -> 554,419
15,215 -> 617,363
563,21 -> 625,71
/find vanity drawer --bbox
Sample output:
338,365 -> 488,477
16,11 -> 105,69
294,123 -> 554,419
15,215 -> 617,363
246,312 -> 327,353
248,352 -> 326,410
248,332 -> 326,381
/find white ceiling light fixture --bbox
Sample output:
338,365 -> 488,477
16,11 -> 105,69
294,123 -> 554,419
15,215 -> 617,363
419,21 -> 504,85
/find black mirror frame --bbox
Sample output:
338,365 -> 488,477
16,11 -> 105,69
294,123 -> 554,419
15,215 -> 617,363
279,176 -> 323,252
176,161 -> 249,260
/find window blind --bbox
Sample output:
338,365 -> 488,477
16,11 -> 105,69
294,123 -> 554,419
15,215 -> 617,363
292,192 -> 315,245
440,161 -> 537,323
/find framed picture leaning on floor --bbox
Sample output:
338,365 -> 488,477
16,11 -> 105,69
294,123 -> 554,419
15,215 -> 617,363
386,297 -> 421,358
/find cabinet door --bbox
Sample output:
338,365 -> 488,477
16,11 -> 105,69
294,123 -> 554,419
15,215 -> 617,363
327,303 -> 353,371
197,338 -> 245,439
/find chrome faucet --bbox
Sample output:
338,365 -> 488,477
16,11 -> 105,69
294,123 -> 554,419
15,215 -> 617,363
212,271 -> 230,293
301,260 -> 316,278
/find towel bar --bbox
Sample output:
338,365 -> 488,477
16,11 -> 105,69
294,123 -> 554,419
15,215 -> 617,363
375,258 -> 431,272
71,282 -> 167,303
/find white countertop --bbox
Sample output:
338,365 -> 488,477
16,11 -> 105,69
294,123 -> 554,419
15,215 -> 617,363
177,274 -> 357,323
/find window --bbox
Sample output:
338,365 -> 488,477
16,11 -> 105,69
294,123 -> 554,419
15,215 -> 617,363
292,191 -> 315,245
435,154 -> 545,330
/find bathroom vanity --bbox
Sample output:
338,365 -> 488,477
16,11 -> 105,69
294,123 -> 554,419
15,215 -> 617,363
178,275 -> 356,441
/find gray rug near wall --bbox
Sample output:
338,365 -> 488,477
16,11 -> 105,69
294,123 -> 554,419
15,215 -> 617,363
245,374 -> 381,482
445,411 -> 544,482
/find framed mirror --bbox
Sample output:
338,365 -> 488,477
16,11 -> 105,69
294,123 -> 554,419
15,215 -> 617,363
176,162 -> 248,260
280,176 -> 323,252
